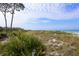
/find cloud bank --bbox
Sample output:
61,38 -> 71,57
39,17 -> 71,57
25,3 -> 79,20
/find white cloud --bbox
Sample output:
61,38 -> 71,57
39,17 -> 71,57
25,3 -> 79,20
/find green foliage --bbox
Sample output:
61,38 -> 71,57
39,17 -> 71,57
0,31 -> 46,56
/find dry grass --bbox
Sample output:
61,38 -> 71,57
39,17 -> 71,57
25,30 -> 79,56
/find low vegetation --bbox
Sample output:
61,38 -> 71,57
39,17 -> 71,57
0,27 -> 79,56
25,30 -> 79,56
0,27 -> 46,56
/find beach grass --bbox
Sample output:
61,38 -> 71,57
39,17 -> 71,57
0,28 -> 79,56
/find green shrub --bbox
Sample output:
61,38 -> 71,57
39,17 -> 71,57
0,32 -> 46,56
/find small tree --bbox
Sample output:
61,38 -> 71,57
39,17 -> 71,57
10,3 -> 25,31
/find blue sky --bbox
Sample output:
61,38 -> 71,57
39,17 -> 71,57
0,3 -> 79,30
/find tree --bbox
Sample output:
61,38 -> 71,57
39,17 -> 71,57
0,3 -> 25,32
10,3 -> 25,31
0,3 -> 11,32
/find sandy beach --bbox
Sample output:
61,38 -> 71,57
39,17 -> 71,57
70,32 -> 79,36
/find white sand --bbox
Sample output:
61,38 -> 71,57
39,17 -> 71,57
71,32 -> 79,36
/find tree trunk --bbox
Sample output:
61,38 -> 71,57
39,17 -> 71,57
3,12 -> 7,33
10,13 -> 14,31
10,4 -> 15,32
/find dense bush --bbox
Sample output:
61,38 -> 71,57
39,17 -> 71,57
0,31 -> 46,56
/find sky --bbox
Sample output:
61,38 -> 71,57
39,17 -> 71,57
0,3 -> 79,30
